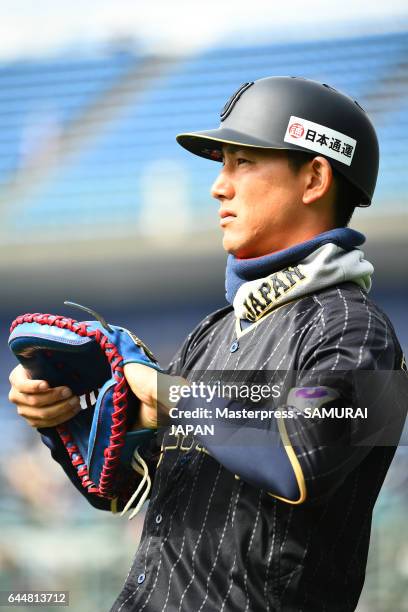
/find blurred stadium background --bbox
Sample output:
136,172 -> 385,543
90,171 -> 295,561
0,2 -> 407,610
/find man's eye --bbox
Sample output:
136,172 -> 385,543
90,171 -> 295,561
236,158 -> 249,165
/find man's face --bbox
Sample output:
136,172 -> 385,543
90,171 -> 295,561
211,145 -> 306,258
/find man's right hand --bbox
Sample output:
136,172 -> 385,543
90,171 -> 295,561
8,365 -> 81,429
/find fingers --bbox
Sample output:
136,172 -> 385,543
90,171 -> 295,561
8,383 -> 74,410
15,396 -> 81,428
8,364 -> 80,428
9,363 -> 74,408
9,364 -> 49,394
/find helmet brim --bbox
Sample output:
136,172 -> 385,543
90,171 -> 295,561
176,128 -> 284,161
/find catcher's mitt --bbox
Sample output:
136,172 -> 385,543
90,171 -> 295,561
8,302 -> 160,517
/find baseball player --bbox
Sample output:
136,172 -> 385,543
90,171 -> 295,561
8,77 -> 407,611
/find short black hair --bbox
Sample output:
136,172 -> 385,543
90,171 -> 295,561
285,150 -> 362,227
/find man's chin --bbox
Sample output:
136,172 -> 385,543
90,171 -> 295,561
223,239 -> 240,257
224,241 -> 250,259
224,243 -> 268,260
223,235 -> 259,259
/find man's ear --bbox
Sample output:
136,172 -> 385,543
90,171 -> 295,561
302,156 -> 334,205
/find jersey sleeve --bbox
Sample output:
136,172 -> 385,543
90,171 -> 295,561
281,294 -> 407,503
175,294 -> 407,505
39,427 -> 111,510
175,392 -> 303,502
38,427 -> 161,512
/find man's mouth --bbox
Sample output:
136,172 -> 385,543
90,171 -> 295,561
219,209 -> 236,226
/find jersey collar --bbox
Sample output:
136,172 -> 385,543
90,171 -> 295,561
225,227 -> 366,304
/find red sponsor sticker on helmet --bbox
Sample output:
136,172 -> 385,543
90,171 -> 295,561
288,123 -> 305,138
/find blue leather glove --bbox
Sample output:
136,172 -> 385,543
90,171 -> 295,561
9,304 -> 160,503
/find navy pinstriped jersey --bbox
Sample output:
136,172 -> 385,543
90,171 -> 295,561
40,281 -> 406,611
106,281 -> 405,612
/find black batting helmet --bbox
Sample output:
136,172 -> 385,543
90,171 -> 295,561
176,76 -> 379,206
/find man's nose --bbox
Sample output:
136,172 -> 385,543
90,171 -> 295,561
210,170 -> 234,201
